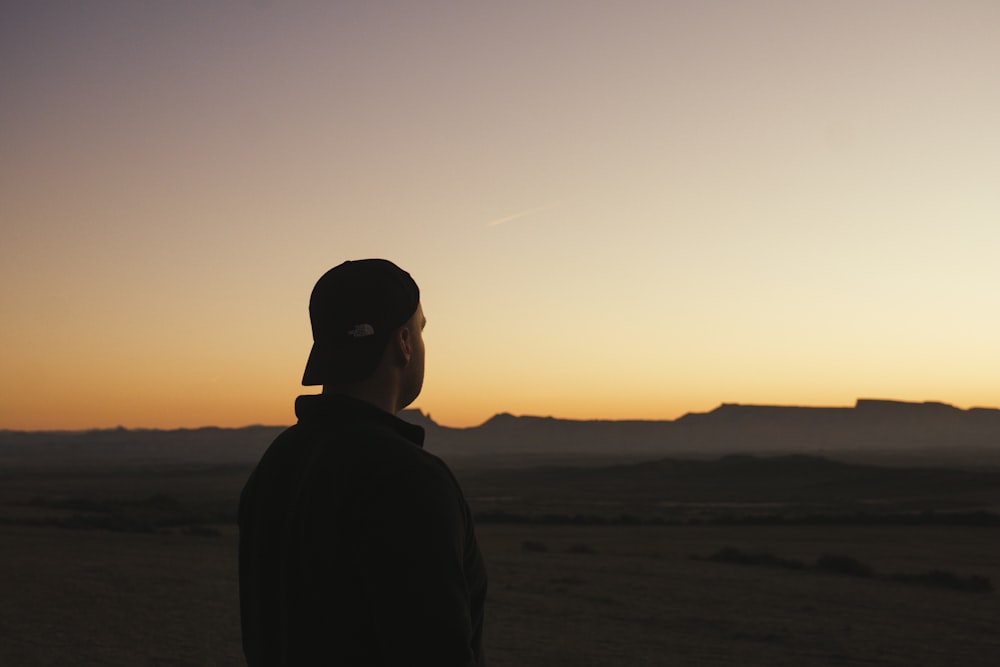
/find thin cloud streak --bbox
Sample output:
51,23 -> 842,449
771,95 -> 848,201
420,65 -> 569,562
484,203 -> 560,227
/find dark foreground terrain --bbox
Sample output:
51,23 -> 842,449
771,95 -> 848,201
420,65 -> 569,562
2,453 -> 999,666
2,522 -> 998,666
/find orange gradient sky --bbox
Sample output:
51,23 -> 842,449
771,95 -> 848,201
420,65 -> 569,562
2,1 -> 999,430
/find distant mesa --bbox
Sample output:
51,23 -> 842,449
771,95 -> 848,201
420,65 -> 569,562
854,398 -> 959,412
418,399 -> 1000,463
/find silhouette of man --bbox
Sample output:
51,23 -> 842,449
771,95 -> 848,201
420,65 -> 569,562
239,259 -> 487,666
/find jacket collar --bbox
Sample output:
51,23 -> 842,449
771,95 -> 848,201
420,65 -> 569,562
293,393 -> 426,448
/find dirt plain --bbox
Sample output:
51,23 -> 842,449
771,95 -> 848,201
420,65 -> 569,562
2,460 -> 999,666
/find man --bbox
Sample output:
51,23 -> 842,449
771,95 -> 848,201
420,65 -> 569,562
239,259 -> 487,666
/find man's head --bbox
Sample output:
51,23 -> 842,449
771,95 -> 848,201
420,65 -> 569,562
302,260 -> 424,410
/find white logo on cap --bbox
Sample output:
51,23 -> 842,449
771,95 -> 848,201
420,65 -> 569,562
346,324 -> 375,338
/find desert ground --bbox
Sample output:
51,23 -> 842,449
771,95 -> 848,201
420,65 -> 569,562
1,460 -> 998,666
2,521 -> 999,666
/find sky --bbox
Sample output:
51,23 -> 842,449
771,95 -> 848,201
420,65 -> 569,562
2,1 -> 999,430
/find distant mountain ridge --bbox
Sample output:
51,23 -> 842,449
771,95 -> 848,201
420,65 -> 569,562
418,399 -> 1000,462
2,399 -> 999,469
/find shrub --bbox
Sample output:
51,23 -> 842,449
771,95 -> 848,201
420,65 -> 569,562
701,547 -> 804,570
816,554 -> 874,578
567,544 -> 595,554
890,570 -> 993,593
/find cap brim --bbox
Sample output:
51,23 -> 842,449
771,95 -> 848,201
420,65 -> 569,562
302,336 -> 389,386
301,343 -> 327,386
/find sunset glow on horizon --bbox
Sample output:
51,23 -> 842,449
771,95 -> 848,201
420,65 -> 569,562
2,2 -> 999,430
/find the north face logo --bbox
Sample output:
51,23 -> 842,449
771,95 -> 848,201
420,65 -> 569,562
346,324 -> 375,338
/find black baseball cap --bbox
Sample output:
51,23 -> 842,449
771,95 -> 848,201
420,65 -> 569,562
302,259 -> 420,385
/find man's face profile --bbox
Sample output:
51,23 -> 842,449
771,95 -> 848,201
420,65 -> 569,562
400,303 -> 426,409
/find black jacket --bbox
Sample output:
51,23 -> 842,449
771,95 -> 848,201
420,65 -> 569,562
239,394 -> 487,666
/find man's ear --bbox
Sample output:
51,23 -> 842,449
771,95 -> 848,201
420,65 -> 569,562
395,325 -> 412,366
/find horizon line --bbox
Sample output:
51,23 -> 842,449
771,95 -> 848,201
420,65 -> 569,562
4,397 -> 999,433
